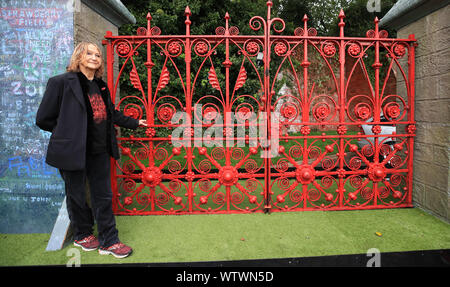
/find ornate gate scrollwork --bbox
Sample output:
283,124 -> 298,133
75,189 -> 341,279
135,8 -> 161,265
103,1 -> 416,215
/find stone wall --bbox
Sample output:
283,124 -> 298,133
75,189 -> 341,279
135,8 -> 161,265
396,5 -> 450,222
73,0 -> 120,85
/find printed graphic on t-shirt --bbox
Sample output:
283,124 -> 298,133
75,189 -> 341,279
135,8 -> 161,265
88,93 -> 107,124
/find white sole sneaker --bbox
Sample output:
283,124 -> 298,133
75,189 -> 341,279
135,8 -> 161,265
73,241 -> 98,251
98,248 -> 132,258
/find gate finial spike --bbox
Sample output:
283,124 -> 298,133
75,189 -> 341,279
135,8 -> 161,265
338,9 -> 345,36
185,6 -> 191,16
302,14 -> 308,22
374,16 -> 379,33
224,12 -> 230,29
146,12 -> 152,31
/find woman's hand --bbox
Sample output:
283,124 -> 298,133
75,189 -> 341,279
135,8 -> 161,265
139,119 -> 148,127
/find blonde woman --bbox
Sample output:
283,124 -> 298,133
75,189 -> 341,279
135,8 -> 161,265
36,42 -> 146,258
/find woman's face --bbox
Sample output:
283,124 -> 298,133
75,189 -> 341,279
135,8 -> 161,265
79,44 -> 102,72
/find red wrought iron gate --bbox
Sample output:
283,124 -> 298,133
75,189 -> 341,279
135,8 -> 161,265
103,1 -> 416,215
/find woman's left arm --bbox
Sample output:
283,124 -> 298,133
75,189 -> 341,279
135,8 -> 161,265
102,83 -> 147,129
111,107 -> 147,129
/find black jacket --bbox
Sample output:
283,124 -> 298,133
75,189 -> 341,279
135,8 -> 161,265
36,72 -> 138,170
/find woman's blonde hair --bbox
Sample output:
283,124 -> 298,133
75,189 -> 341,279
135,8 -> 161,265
66,42 -> 104,78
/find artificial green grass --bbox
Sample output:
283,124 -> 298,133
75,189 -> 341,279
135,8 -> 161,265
1,208 -> 449,266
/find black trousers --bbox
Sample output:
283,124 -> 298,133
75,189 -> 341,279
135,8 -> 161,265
59,152 -> 119,248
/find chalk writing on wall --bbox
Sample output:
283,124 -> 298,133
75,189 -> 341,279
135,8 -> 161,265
0,0 -> 73,233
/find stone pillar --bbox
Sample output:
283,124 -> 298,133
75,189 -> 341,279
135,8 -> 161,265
384,4 -> 450,222
74,0 -> 136,95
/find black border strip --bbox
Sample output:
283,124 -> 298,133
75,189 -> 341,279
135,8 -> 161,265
135,248 -> 450,267
8,248 -> 447,268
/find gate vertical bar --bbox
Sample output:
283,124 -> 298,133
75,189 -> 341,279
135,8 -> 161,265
407,34 -> 416,206
224,12 -> 231,212
373,17 -> 382,206
301,14 -> 309,209
104,31 -> 118,213
264,1 -> 272,212
185,7 -> 193,212
146,13 -> 156,211
338,10 -> 345,207
146,12 -> 154,157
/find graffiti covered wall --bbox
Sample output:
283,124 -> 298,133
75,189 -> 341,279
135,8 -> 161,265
0,0 -> 73,233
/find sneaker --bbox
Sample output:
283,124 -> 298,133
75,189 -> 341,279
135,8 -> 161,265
73,235 -> 99,251
98,242 -> 133,258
